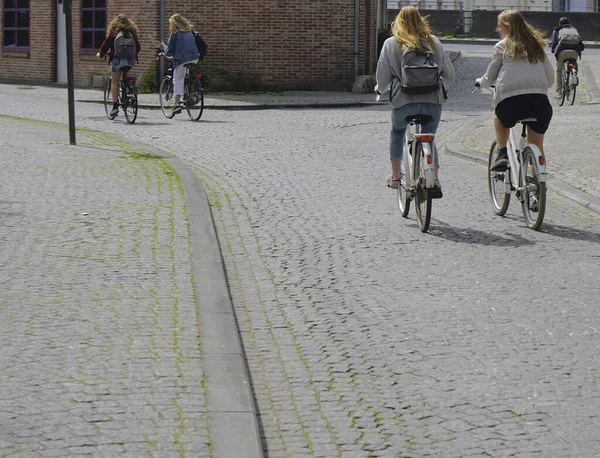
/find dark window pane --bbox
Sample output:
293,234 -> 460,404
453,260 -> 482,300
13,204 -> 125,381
16,0 -> 28,7
82,10 -> 93,28
4,0 -> 16,9
95,10 -> 106,28
82,0 -> 93,7
3,30 -> 16,47
81,30 -> 93,49
95,0 -> 106,7
4,11 -> 16,27
17,10 -> 28,27
94,30 -> 105,48
17,29 -> 29,47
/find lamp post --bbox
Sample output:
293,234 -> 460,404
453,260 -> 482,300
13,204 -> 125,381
63,0 -> 76,145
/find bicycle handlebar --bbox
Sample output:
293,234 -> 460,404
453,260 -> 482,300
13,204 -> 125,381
156,52 -> 173,60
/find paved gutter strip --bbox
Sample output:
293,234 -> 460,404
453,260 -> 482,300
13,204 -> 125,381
95,134 -> 265,458
77,99 -> 384,110
582,60 -> 600,102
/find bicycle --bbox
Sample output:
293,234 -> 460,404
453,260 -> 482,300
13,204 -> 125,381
558,57 -> 578,106
397,115 -> 437,233
103,67 -> 138,124
158,53 -> 204,121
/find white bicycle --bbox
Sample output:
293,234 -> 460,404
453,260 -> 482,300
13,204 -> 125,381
475,85 -> 547,230
487,118 -> 547,230
397,114 -> 437,233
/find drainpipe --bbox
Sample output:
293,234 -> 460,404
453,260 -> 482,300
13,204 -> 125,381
159,0 -> 166,83
354,0 -> 360,81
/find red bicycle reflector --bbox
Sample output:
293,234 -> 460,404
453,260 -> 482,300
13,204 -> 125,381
539,156 -> 545,165
194,73 -> 202,78
419,135 -> 434,142
426,156 -> 433,164
128,77 -> 137,83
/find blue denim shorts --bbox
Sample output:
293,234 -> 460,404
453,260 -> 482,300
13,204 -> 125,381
390,103 -> 442,163
111,56 -> 136,73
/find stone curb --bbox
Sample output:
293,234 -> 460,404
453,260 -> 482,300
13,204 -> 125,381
114,138 -> 265,458
444,119 -> 600,215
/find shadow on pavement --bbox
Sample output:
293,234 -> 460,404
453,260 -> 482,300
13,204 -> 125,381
427,219 -> 536,247
539,222 -> 600,243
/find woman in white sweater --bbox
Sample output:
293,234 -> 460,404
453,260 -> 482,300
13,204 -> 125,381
376,6 -> 455,196
476,10 -> 554,172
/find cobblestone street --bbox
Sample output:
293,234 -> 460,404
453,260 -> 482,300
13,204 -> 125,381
1,46 -> 599,457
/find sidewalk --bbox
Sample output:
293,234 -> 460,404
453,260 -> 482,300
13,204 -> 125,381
0,116 -> 261,457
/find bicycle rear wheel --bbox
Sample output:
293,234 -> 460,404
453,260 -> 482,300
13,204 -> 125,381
488,141 -> 510,216
185,77 -> 204,121
558,66 -> 567,107
567,69 -> 577,105
413,142 -> 432,233
122,81 -> 138,124
397,155 -> 410,217
521,146 -> 546,230
103,77 -> 116,120
159,76 -> 175,119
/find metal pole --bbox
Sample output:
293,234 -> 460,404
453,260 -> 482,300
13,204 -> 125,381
159,0 -> 165,83
354,0 -> 360,80
64,0 -> 76,145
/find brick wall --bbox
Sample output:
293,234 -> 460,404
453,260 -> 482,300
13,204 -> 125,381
0,0 -> 378,90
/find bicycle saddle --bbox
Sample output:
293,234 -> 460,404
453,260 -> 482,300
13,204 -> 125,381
517,118 -> 537,124
404,114 -> 432,125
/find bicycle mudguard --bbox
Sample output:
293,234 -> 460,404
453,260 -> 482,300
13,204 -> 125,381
526,144 -> 547,183
421,142 -> 436,187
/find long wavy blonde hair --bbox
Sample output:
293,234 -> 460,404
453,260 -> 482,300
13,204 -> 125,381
391,6 -> 435,53
498,10 -> 547,64
169,14 -> 194,34
108,14 -> 139,38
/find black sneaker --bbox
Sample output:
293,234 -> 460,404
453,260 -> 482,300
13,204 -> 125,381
109,106 -> 119,117
491,148 -> 509,172
172,106 -> 182,115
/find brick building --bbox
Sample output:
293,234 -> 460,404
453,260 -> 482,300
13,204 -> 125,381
0,0 -> 385,91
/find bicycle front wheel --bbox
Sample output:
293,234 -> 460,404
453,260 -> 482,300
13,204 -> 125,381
159,76 -> 175,119
397,156 -> 410,218
122,82 -> 138,124
104,77 -> 115,120
521,146 -> 546,230
567,70 -> 577,106
412,142 -> 432,233
185,78 -> 204,121
488,141 -> 510,216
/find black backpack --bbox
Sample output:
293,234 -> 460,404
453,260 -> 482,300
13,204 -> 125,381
399,40 -> 441,95
193,31 -> 208,60
114,30 -> 136,60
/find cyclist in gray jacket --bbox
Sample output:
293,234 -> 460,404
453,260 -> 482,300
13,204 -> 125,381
376,6 -> 455,197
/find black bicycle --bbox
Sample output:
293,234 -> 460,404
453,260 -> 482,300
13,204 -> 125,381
558,58 -> 578,107
158,53 -> 204,121
103,67 -> 138,124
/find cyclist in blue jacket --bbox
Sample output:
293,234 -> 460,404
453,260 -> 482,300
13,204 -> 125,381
156,14 -> 200,115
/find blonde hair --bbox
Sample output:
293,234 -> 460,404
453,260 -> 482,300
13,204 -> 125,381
108,14 -> 139,38
391,6 -> 435,53
169,14 -> 194,34
498,10 -> 547,64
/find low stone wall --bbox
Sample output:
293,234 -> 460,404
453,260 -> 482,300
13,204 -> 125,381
387,9 -> 600,40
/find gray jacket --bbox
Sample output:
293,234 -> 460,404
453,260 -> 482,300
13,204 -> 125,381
477,38 -> 554,106
376,35 -> 455,108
